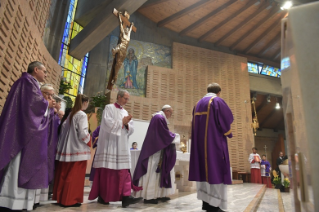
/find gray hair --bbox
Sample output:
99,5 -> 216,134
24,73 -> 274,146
27,61 -> 44,74
117,89 -> 129,100
41,84 -> 54,92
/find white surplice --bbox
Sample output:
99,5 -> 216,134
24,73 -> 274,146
133,111 -> 180,200
197,182 -> 227,211
55,110 -> 91,162
0,153 -> 41,211
248,153 -> 261,169
93,104 -> 134,170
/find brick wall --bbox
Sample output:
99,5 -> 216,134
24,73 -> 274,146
110,42 -> 254,172
0,0 -> 61,113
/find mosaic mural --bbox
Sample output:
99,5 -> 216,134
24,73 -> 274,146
106,36 -> 171,97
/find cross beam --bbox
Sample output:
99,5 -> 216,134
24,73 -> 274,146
68,0 -> 147,60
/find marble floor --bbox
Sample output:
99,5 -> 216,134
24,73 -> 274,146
30,183 -> 266,212
281,191 -> 293,212
256,188 -> 279,212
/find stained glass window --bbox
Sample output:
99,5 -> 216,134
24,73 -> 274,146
248,62 -> 259,74
248,61 -> 280,78
281,57 -> 291,70
58,0 -> 89,100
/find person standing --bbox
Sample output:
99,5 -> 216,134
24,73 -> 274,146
89,126 -> 101,182
133,105 -> 180,204
249,147 -> 262,184
88,90 -> 142,208
0,61 -> 53,211
261,155 -> 272,188
189,83 -> 234,212
53,94 -> 91,207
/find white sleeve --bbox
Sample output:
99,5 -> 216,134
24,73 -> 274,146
249,154 -> 254,163
172,133 -> 180,144
102,105 -> 123,136
77,114 -> 90,144
126,119 -> 134,136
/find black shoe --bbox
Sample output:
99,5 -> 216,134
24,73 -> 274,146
33,203 -> 40,210
60,203 -> 81,207
97,197 -> 110,205
144,199 -> 159,204
122,196 -> 142,208
157,197 -> 170,201
202,201 -> 220,212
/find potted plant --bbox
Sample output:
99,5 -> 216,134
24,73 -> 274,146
91,91 -> 108,125
273,176 -> 282,189
283,178 -> 290,192
59,77 -> 73,95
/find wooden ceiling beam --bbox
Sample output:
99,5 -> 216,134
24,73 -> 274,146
259,109 -> 277,128
198,0 -> 257,42
243,11 -> 287,54
139,0 -> 171,10
243,21 -> 281,54
273,49 -> 281,60
215,1 -> 269,46
230,8 -> 280,51
157,0 -> 211,27
274,117 -> 285,130
179,0 -> 237,36
257,31 -> 281,57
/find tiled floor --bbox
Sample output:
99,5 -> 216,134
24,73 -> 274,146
33,183 -> 264,212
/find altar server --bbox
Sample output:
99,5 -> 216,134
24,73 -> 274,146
249,147 -> 262,184
0,61 -> 53,211
53,94 -> 91,207
261,155 -> 272,188
189,83 -> 234,212
88,90 -> 142,208
133,105 -> 180,204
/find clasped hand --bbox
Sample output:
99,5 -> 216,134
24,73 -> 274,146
122,114 -> 132,126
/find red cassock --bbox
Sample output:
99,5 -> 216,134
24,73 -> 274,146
52,161 -> 87,206
250,168 -> 262,184
262,176 -> 272,188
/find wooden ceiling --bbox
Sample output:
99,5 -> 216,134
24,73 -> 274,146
252,93 -> 284,130
138,0 -> 288,65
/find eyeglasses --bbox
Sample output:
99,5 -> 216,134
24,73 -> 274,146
42,92 -> 54,98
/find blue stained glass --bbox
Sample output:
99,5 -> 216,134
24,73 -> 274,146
248,62 -> 259,74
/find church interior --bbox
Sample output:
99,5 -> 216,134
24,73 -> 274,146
0,0 -> 318,211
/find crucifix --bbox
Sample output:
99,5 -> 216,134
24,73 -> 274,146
264,145 -> 267,158
106,8 -> 137,92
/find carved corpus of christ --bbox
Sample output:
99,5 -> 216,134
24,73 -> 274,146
106,9 -> 137,91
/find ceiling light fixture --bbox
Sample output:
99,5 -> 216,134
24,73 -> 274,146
275,98 -> 281,109
281,1 -> 293,10
267,94 -> 271,103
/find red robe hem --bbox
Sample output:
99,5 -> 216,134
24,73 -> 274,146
250,168 -> 262,184
52,161 -> 87,206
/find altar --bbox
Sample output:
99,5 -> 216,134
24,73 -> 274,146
130,150 -> 196,196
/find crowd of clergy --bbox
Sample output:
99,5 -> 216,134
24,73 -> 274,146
0,61 -> 234,212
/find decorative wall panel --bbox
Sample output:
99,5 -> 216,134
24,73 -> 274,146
109,42 -> 254,172
0,0 -> 61,113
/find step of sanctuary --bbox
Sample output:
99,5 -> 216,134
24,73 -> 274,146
35,183 -> 267,212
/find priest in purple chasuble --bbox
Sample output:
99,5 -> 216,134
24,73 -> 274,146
0,61 -> 53,211
88,90 -> 143,208
132,105 -> 180,204
189,83 -> 233,212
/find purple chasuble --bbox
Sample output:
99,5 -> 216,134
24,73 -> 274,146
0,72 -> 49,189
133,114 -> 176,188
261,160 -> 271,177
89,126 -> 100,181
47,110 -> 60,183
189,95 -> 234,185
